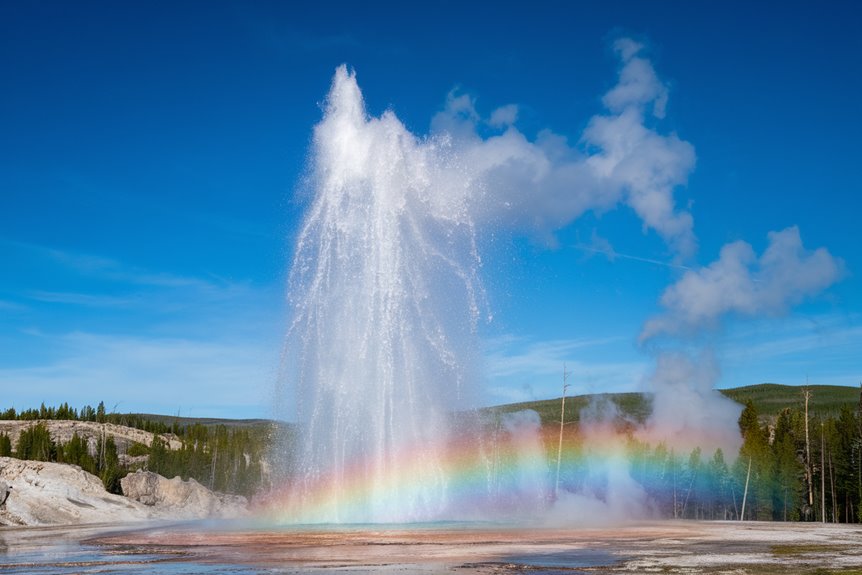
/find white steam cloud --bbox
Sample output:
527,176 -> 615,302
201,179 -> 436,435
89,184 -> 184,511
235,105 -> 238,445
547,399 -> 653,526
639,351 -> 744,458
429,39 -> 697,256
642,226 -> 845,341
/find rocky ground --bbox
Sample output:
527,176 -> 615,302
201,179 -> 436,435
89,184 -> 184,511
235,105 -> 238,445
0,457 -> 247,526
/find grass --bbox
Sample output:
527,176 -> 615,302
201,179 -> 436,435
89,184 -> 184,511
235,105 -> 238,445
770,544 -> 843,556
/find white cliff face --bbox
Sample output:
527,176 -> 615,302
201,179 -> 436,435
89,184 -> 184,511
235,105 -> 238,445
0,457 -> 248,526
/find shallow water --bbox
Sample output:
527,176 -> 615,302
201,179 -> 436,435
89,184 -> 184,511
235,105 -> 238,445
0,520 -> 623,574
3,520 -> 862,574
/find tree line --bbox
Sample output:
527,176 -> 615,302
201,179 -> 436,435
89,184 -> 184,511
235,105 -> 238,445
556,387 -> 862,522
1,401 -> 179,435
0,402 -> 272,497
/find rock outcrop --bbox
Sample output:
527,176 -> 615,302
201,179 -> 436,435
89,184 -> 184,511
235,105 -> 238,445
0,457 -> 247,526
121,470 -> 247,519
0,456 -> 148,525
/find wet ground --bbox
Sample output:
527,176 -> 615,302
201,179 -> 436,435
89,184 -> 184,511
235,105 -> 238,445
1,520 -> 861,574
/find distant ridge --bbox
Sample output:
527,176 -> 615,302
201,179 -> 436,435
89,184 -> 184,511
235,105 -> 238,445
484,383 -> 860,426
6,384 -> 856,429
718,383 -> 860,417
123,414 -> 275,429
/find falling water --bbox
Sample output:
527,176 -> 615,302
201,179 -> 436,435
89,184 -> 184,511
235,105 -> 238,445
283,66 -> 491,523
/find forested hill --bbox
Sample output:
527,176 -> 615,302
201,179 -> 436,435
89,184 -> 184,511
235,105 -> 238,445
720,384 -> 860,417
486,383 -> 861,426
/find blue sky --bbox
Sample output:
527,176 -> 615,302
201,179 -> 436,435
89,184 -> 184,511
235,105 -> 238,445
1,1 -> 860,418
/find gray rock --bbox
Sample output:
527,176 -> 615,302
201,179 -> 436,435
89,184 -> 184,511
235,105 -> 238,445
121,470 -> 247,519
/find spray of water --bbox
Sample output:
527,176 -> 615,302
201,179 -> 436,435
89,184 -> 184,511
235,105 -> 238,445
281,66 -> 518,523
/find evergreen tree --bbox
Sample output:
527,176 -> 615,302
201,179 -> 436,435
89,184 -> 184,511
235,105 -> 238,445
16,423 -> 55,461
62,432 -> 96,473
96,434 -> 121,493
737,400 -> 773,520
707,448 -> 733,519
772,408 -> 804,521
0,432 -> 11,457
147,435 -> 169,476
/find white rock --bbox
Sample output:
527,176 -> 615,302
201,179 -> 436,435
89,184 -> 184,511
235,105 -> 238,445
121,470 -> 248,519
0,456 -> 149,525
0,458 -> 248,526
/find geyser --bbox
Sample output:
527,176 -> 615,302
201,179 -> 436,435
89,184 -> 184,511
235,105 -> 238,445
282,66 -> 515,523
274,46 -> 747,525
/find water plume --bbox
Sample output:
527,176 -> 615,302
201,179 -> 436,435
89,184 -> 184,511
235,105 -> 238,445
282,66 -> 485,523
275,39 -> 761,524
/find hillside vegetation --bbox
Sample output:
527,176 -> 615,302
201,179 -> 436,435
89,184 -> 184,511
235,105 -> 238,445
720,383 -> 859,417
487,384 -> 860,426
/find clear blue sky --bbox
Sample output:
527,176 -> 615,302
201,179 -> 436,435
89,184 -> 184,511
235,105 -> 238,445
1,1 -> 859,418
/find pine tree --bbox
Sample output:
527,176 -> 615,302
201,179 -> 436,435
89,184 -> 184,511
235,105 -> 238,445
0,432 -> 11,457
16,423 -> 55,461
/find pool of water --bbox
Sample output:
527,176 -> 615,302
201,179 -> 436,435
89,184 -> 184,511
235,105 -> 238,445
0,521 -> 627,574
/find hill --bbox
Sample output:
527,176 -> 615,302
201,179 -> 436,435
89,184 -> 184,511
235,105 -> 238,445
124,413 -> 276,430
718,383 -> 860,417
483,383 -> 861,426
483,392 -> 652,426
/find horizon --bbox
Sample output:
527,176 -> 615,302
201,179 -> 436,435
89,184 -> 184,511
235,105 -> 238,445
1,381 -> 856,423
1,2 -> 860,419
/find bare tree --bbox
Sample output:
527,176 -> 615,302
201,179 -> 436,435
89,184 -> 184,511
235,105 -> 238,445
554,364 -> 571,500
803,386 -> 814,516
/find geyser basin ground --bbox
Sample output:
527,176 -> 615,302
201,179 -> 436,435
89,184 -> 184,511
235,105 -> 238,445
3,521 -> 862,574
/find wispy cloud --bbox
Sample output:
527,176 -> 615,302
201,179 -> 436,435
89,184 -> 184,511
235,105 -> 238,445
0,331 -> 279,418
0,300 -> 26,311
574,229 -> 691,271
26,291 -> 137,308
481,334 -> 648,405
714,313 -> 862,387
0,240 -> 285,417
483,335 -> 626,378
2,239 -> 214,289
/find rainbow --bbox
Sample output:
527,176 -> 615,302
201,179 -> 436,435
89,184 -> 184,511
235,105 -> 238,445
257,415 -> 739,525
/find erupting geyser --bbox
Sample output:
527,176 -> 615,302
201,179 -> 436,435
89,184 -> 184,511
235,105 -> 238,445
282,66 -> 520,523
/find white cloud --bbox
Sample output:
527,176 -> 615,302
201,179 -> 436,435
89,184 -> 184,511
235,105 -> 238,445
423,38 -> 696,256
603,38 -> 669,118
642,226 -> 844,340
488,104 -> 518,128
